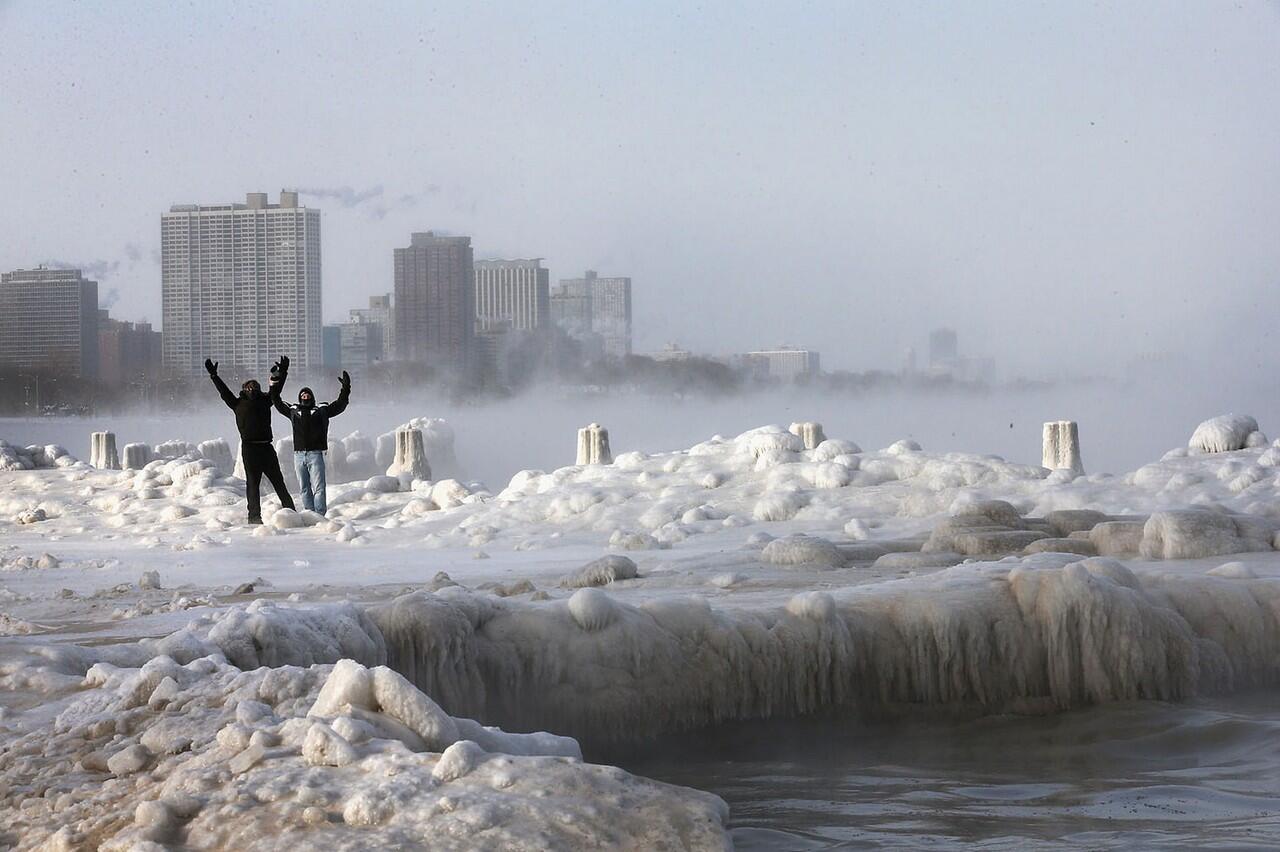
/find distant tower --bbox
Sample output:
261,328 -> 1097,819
928,328 -> 958,369
162,190 -> 322,377
0,267 -> 100,378
474,259 -> 551,332
393,232 -> 475,377
551,270 -> 632,358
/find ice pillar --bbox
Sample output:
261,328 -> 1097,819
197,438 -> 234,474
577,423 -> 612,465
388,428 -> 432,481
122,442 -> 152,471
789,422 -> 826,450
1042,421 -> 1084,475
90,431 -> 120,470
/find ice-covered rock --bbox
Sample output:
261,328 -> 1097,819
560,554 -> 639,588
761,534 -> 845,567
1042,420 -> 1084,475
1140,510 -> 1274,559
1189,414 -> 1265,454
576,422 -> 613,465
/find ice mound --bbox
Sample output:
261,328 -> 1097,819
559,554 -> 639,588
0,440 -> 82,472
761,533 -> 845,567
1140,510 -> 1275,560
0,652 -> 725,850
1189,414 -> 1267,454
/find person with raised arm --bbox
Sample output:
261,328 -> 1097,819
272,370 -> 351,515
205,355 -> 296,524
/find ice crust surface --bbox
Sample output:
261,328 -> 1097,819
5,413 -> 1280,848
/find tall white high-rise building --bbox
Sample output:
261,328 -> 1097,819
474,259 -> 550,333
161,190 -> 321,377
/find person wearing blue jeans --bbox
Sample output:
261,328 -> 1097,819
272,371 -> 351,515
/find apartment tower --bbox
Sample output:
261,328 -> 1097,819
161,190 -> 322,377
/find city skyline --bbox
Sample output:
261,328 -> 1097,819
5,4 -> 1273,377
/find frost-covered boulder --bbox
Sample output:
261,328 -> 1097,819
154,440 -> 198,460
923,500 -> 1048,556
761,534 -> 845,567
1089,520 -> 1147,556
1140,510 -> 1274,560
576,423 -> 612,465
560,555 -> 639,588
1189,414 -> 1266,454
812,438 -> 862,461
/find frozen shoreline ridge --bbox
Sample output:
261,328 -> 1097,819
3,414 -> 1280,849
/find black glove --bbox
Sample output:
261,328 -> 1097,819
280,355 -> 290,372
339,370 -> 351,389
204,358 -> 218,376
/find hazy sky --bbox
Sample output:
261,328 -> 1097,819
2,1 -> 1278,375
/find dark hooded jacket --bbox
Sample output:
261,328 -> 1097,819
274,383 -> 350,451
210,373 -> 285,443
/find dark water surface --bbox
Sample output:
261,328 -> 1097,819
624,692 -> 1280,850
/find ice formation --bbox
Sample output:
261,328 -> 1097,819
789,421 -> 826,450
0,650 -> 727,849
1042,420 -> 1084,475
122,441 -> 152,470
387,427 -> 431,482
90,430 -> 120,470
576,422 -> 612,465
1189,414 -> 1267,454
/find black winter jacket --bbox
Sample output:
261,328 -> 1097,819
210,373 -> 285,443
273,384 -> 350,451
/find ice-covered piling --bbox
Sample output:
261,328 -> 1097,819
122,442 -> 152,471
1042,421 -> 1084,475
576,423 -> 612,465
197,438 -> 233,474
387,428 -> 431,481
789,421 -> 826,450
90,431 -> 120,470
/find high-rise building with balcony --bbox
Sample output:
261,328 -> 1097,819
161,190 -> 322,378
0,267 -> 100,378
393,232 -> 474,376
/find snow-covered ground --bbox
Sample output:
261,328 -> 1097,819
3,413 -> 1280,849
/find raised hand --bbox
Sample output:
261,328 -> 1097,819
339,370 -> 351,389
204,358 -> 218,376
280,355 -> 290,372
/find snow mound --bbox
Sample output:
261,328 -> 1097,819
1189,414 -> 1266,454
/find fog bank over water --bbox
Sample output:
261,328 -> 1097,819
3,375 -> 1275,488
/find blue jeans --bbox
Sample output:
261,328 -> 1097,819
294,450 -> 328,514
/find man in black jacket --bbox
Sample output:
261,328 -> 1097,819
206,356 -> 296,524
272,370 -> 351,515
